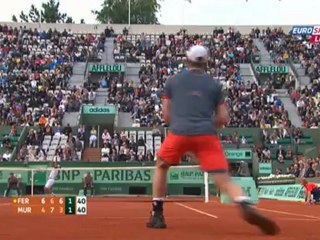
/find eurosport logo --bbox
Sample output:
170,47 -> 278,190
290,26 -> 320,35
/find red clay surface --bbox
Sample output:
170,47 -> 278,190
1,197 -> 320,240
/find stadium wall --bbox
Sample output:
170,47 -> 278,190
0,22 -> 302,34
0,164 -> 258,202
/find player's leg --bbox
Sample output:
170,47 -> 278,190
212,173 -> 280,235
311,188 -> 320,203
44,186 -> 51,194
44,180 -> 54,194
84,186 -> 87,196
146,132 -> 185,229
5,187 -> 11,197
195,135 -> 280,235
14,186 -> 21,196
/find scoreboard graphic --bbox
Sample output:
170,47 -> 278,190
12,196 -> 87,215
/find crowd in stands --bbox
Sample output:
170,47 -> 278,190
87,127 -> 162,162
0,25 -> 318,166
290,84 -> 320,128
110,29 -> 269,127
0,25 -> 101,128
0,24 -> 106,161
250,27 -> 319,128
257,126 -> 306,163
225,80 -> 291,128
257,27 -> 319,82
256,124 -> 320,178
13,124 -> 84,162
111,29 -> 306,129
285,157 -> 320,178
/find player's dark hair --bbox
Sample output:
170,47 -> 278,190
186,59 -> 207,72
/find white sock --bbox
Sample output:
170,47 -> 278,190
153,197 -> 164,201
234,196 -> 250,203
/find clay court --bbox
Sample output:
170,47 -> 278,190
0,197 -> 320,240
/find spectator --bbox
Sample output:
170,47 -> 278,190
275,168 -> 283,175
236,161 -> 250,177
77,125 -> 85,140
276,145 -> 285,163
241,136 -> 247,145
256,146 -> 263,161
89,126 -> 98,148
83,172 -> 94,196
63,124 -> 73,136
261,128 -> 269,142
17,144 -> 28,162
289,164 -> 300,177
75,137 -> 83,153
305,162 -> 316,178
285,147 -> 294,160
292,127 -> 303,144
36,146 -> 46,161
299,163 -> 307,178
2,149 -> 12,161
27,146 -> 37,162
5,173 -> 21,197
278,153 -> 284,163
2,135 -> 12,150
101,129 -> 111,144
262,147 -> 271,162
269,132 -> 279,144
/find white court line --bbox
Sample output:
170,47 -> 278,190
257,207 -> 320,220
279,218 -> 320,222
61,216 -> 210,220
174,202 -> 218,219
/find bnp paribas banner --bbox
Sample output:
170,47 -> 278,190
50,168 -> 205,184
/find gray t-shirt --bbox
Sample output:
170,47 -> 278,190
164,69 -> 223,135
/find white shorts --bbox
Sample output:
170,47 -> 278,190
45,179 -> 55,189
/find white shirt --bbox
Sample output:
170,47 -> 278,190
48,168 -> 59,180
31,80 -> 37,88
102,132 -> 111,141
3,152 -> 11,160
297,99 -> 305,108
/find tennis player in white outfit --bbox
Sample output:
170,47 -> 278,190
44,163 -> 61,195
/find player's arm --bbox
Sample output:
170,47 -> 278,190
213,84 -> 229,128
162,98 -> 171,125
305,190 -> 312,204
304,184 -> 312,203
162,77 -> 173,125
215,102 -> 230,128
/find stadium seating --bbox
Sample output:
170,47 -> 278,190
100,129 -> 162,162
111,31 -> 260,127
258,27 -> 320,128
0,26 -> 100,128
0,25 -> 103,161
0,24 -> 318,179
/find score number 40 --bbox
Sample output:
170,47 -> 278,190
77,197 -> 86,214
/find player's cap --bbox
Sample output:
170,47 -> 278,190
186,45 -> 208,63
